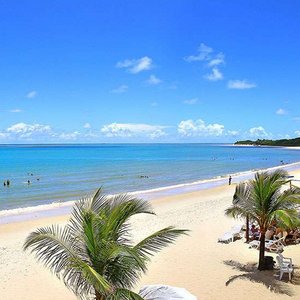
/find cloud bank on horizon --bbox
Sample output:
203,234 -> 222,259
0,120 -> 293,143
0,1 -> 299,143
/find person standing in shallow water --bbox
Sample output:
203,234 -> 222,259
228,175 -> 232,185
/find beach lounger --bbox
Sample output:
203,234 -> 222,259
249,237 -> 285,252
231,224 -> 244,237
218,232 -> 235,243
218,224 -> 244,243
249,239 -> 260,249
265,237 -> 285,253
276,255 -> 294,281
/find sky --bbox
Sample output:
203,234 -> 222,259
0,1 -> 300,143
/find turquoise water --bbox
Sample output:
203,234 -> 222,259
1,143 -> 300,211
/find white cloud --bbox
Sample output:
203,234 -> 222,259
205,68 -> 223,81
10,109 -> 22,113
150,102 -> 158,107
207,53 -> 225,67
0,122 -> 100,142
6,122 -> 53,140
146,75 -> 162,85
276,108 -> 288,115
26,91 -> 37,98
111,84 -> 128,93
227,130 -> 240,137
248,126 -> 269,138
184,43 -> 213,62
0,132 -> 9,139
295,130 -> 300,136
83,123 -> 91,129
227,80 -> 256,89
7,122 -> 51,134
185,44 -> 225,76
184,43 -> 225,67
178,119 -> 224,137
116,56 -> 153,74
58,131 -> 80,140
183,98 -> 198,105
101,123 -> 166,139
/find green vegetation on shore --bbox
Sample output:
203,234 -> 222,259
235,137 -> 300,147
226,169 -> 300,270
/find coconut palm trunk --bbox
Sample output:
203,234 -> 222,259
245,214 -> 249,243
258,230 -> 266,270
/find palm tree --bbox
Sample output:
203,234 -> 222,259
225,169 -> 300,270
24,189 -> 188,299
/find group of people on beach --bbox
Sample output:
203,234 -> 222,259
249,223 -> 300,244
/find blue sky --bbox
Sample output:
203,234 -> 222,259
0,1 -> 300,143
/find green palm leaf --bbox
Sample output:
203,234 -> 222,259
24,189 -> 187,300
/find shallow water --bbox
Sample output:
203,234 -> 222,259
0,143 -> 300,211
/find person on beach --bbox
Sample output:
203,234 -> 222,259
3,181 -> 6,187
250,224 -> 260,240
265,226 -> 275,240
6,180 -> 10,187
228,175 -> 232,185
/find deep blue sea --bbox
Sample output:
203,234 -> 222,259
1,143 -> 300,211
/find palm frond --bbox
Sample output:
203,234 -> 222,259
23,225 -> 84,272
70,259 -> 112,296
134,226 -> 189,257
24,188 -> 188,299
108,288 -> 144,300
270,209 -> 300,229
104,195 -> 154,241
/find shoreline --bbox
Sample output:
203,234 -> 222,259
1,167 -> 300,299
1,160 -> 300,224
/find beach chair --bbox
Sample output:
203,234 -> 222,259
276,255 -> 294,281
231,224 -> 244,240
249,237 -> 285,253
218,224 -> 243,243
218,232 -> 235,243
249,239 -> 260,249
265,237 -> 285,253
278,253 -> 293,267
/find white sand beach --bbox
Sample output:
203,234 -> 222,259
1,169 -> 300,300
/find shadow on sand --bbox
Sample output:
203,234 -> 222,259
224,260 -> 300,297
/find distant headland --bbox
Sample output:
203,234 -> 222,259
235,137 -> 300,147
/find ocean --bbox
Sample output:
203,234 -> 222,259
1,143 -> 300,213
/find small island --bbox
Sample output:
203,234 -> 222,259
235,137 -> 300,147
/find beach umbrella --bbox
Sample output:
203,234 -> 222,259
139,284 -> 197,300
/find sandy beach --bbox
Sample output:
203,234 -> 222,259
1,169 -> 300,300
